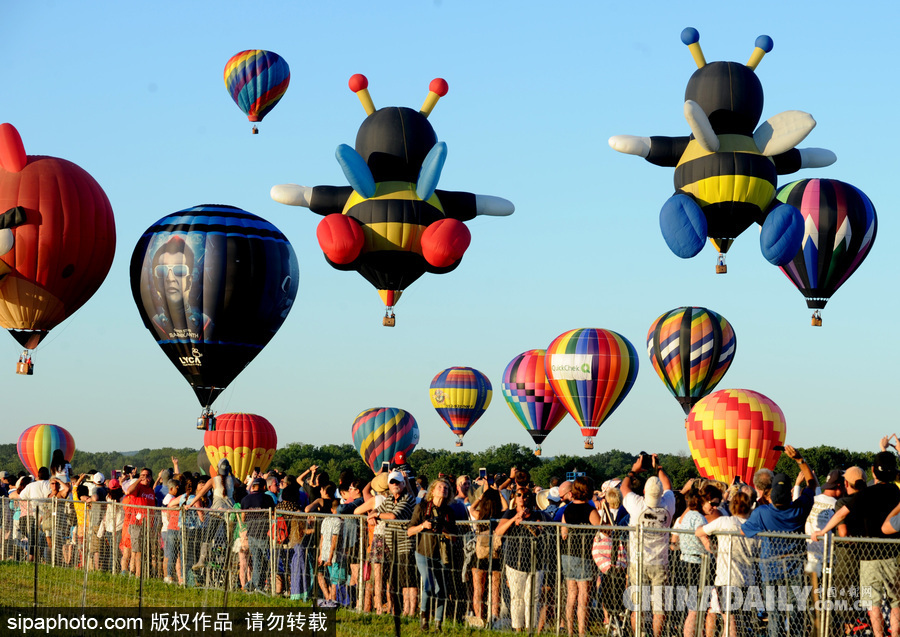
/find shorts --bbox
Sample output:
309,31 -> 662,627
860,557 -> 900,608
628,564 -> 668,612
562,555 -> 594,582
128,524 -> 143,549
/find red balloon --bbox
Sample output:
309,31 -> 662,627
203,413 -> 277,481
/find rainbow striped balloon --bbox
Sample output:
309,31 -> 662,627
647,307 -> 736,415
430,367 -> 492,447
686,388 -> 786,484
17,424 -> 75,478
501,349 -> 567,455
352,407 -> 419,472
224,50 -> 291,127
545,328 -> 639,449
203,413 -> 277,481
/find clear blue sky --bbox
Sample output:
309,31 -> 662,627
1,1 -> 895,459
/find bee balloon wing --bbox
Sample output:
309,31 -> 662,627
754,111 -> 816,156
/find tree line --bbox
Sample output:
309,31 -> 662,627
0,442 -> 879,489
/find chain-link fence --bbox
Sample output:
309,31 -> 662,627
2,497 -> 896,636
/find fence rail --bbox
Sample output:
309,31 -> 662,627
1,497 -> 894,636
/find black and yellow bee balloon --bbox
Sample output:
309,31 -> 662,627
272,74 -> 514,325
610,28 -> 836,272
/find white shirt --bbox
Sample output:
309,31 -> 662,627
805,493 -> 837,573
702,515 -> 756,587
623,489 -> 675,566
19,480 -> 51,502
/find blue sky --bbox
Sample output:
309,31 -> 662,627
1,1 -> 895,460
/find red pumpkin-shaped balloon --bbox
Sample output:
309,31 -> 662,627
203,413 -> 277,481
0,123 -> 116,352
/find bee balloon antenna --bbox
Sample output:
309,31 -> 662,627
349,74 -> 376,116
747,35 -> 774,71
420,78 -> 448,117
681,28 -> 706,69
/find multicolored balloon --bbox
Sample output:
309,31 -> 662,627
224,50 -> 290,133
130,204 -> 299,410
647,307 -> 736,415
609,28 -> 834,271
0,123 -> 116,357
17,424 -> 75,478
271,74 -> 513,324
686,388 -> 786,484
351,407 -> 420,472
501,349 -> 567,455
545,328 -> 639,449
430,367 -> 493,447
775,179 -> 877,326
203,413 -> 277,481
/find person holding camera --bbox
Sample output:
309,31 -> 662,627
495,488 -> 545,633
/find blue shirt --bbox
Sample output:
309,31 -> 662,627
742,487 -> 815,581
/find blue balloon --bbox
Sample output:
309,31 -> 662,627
660,194 -> 707,258
760,203 -> 803,266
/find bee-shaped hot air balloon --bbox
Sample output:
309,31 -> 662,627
610,28 -> 836,272
271,74 -> 514,325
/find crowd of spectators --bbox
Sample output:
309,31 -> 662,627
4,438 -> 900,637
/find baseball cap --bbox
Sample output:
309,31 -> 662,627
874,452 -> 897,482
92,472 -> 105,484
251,477 -> 266,489
388,470 -> 405,485
546,486 -> 561,502
822,469 -> 843,491
107,478 -> 121,490
770,473 -> 792,506
844,466 -> 866,490
644,476 -> 663,508
0,471 -> 10,480
600,479 -> 621,494
392,451 -> 407,466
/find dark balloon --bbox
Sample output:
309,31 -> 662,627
130,204 -> 299,407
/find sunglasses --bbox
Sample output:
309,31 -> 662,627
389,479 -> 403,485
154,264 -> 190,278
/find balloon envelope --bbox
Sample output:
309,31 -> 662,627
352,407 -> 419,472
0,123 -> 116,350
430,367 -> 492,446
224,50 -> 290,124
545,328 -> 639,449
130,204 -> 299,408
686,388 -> 786,484
197,448 -> 211,476
647,307 -> 736,415
203,413 -> 277,482
501,349 -> 567,453
776,179 -> 877,312
17,424 -> 75,478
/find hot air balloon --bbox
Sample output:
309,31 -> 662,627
0,123 -> 116,372
203,413 -> 277,482
351,407 -> 420,472
271,74 -> 514,325
501,349 -> 568,456
545,328 -> 639,450
609,28 -> 835,272
646,307 -> 736,415
775,179 -> 877,326
686,388 -> 786,484
430,367 -> 492,447
130,205 -> 299,425
17,424 -> 75,478
224,50 -> 290,134
197,448 -> 211,476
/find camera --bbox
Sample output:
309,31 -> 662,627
639,452 -> 653,471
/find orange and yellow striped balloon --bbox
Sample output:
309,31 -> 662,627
686,388 -> 786,484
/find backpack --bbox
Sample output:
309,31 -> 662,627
592,529 -> 627,573
269,515 -> 289,544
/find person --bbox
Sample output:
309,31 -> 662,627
536,486 -> 561,520
495,488 -> 545,633
449,474 -> 472,520
337,479 -> 365,606
815,451 -> 900,637
671,488 -> 707,637
317,498 -> 343,605
240,477 -> 276,593
189,458 -> 236,572
276,481 -> 309,600
621,453 -> 676,637
10,467 -> 52,561
561,475 -> 601,637
49,449 -> 71,484
552,481 -> 575,522
469,487 -> 504,628
120,468 -> 156,577
742,446 -> 816,637
97,478 -> 124,572
355,472 -> 390,614
753,468 -> 774,507
160,478 -> 183,584
149,235 -> 213,341
803,468 -> 842,630
408,476 -> 458,631
696,490 -> 756,637
369,470 -> 417,618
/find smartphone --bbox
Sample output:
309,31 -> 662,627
479,467 -> 487,480
381,461 -> 391,473
639,452 -> 653,471
254,466 -> 261,474
773,445 -> 785,451
732,475 -> 741,486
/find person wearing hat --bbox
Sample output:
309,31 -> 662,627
240,476 -> 276,592
354,472 -> 391,614
536,486 -> 561,519
814,450 -> 900,637
744,445 -> 817,637
370,470 -> 417,617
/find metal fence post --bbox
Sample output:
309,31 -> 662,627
80,501 -> 90,608
555,524 -> 562,636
